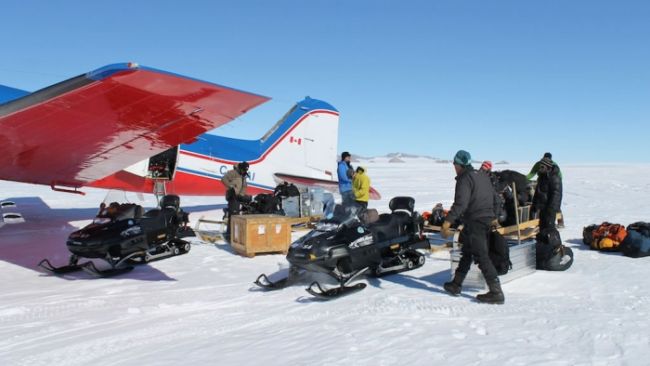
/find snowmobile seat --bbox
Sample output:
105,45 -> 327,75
160,195 -> 180,212
369,215 -> 408,241
140,207 -> 179,236
368,213 -> 411,241
113,204 -> 144,221
389,196 -> 415,215
143,209 -> 161,218
388,196 -> 415,235
366,197 -> 416,240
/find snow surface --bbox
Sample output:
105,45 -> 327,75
1,162 -> 649,366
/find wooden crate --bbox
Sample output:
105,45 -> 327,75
230,214 -> 293,257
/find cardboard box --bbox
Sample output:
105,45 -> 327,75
230,214 -> 292,257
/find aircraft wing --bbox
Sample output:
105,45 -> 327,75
0,63 -> 269,188
274,173 -> 382,200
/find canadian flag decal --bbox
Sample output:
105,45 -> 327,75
289,136 -> 302,145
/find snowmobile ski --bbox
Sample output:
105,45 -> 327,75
37,258 -> 83,275
306,281 -> 367,300
304,267 -> 369,300
81,261 -> 134,278
254,274 -> 293,290
80,251 -> 142,278
254,266 -> 304,290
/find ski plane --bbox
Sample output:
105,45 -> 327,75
0,63 -> 380,200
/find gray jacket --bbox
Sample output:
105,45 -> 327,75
446,167 -> 497,223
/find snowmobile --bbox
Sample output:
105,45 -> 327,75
255,196 -> 430,299
38,195 -> 191,277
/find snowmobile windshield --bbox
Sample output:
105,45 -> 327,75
315,204 -> 361,231
327,204 -> 361,227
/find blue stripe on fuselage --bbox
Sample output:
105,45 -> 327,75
176,166 -> 276,190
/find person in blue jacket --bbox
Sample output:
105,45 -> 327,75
337,151 -> 355,206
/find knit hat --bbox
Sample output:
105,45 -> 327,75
480,160 -> 493,171
237,161 -> 250,172
539,157 -> 554,170
341,151 -> 351,160
453,150 -> 472,166
543,152 -> 552,159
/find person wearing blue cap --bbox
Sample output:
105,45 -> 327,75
441,150 -> 505,304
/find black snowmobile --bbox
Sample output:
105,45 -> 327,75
39,195 -> 191,277
255,196 -> 430,299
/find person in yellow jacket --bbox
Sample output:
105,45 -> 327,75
352,166 -> 370,208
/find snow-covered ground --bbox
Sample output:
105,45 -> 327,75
1,162 -> 649,366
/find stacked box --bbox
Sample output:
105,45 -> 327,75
230,214 -> 292,257
450,239 -> 536,289
281,196 -> 301,217
281,187 -> 325,218
302,187 -> 325,217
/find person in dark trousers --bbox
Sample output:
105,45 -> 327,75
532,157 -> 563,231
528,153 -> 564,227
527,152 -> 562,180
221,161 -> 251,238
337,151 -> 355,206
441,150 -> 505,304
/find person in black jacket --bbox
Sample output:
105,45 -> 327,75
441,150 -> 504,304
532,157 -> 562,230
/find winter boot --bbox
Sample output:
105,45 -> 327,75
443,273 -> 466,296
476,278 -> 505,304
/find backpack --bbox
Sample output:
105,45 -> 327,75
546,246 -> 574,271
253,194 -> 281,214
619,222 -> 650,258
536,228 -> 573,271
274,182 -> 300,198
582,224 -> 598,246
428,203 -> 447,226
626,222 -> 650,237
488,230 -> 511,275
591,222 -> 627,251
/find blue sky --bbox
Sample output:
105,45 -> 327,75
1,0 -> 648,163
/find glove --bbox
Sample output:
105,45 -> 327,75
440,221 -> 452,239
